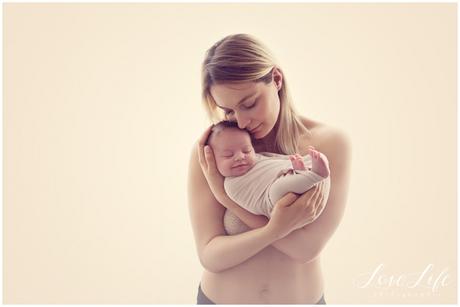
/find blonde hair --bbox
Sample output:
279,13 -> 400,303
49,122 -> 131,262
201,33 -> 310,154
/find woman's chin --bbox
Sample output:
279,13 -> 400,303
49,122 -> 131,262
252,128 -> 268,139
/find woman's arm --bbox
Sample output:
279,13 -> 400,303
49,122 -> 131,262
200,225 -> 279,273
226,128 -> 351,263
267,128 -> 352,263
191,125 -> 350,269
189,136 -> 282,273
222,183 -> 328,263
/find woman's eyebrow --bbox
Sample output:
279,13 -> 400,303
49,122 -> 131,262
216,93 -> 255,110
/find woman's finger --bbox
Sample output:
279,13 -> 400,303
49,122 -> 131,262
315,182 -> 328,212
197,143 -> 207,170
198,125 -> 214,147
318,193 -> 326,213
311,184 -> 322,208
277,192 -> 298,207
312,204 -> 318,219
197,125 -> 214,170
296,187 -> 314,210
314,195 -> 326,219
303,184 -> 320,213
318,181 -> 327,203
204,145 -> 216,170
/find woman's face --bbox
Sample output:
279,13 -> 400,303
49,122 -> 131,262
209,70 -> 282,139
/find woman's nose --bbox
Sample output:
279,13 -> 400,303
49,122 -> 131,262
237,121 -> 248,130
235,113 -> 250,129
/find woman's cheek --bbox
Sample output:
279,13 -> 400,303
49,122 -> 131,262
248,107 -> 260,119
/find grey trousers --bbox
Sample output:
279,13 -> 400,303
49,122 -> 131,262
197,283 -> 326,304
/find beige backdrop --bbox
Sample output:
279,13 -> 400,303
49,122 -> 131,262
4,3 -> 457,304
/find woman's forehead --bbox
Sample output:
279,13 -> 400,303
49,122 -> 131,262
210,82 -> 260,107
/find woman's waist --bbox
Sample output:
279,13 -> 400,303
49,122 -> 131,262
201,251 -> 324,303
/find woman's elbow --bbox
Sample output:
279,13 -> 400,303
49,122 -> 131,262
199,251 -> 227,274
199,258 -> 223,273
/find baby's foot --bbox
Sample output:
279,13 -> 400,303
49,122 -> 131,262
308,146 -> 330,178
289,153 -> 307,171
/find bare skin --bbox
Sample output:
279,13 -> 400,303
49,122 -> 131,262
200,129 -> 325,304
288,146 -> 330,178
189,116 -> 351,304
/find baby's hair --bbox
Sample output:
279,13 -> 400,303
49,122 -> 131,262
205,120 -> 250,146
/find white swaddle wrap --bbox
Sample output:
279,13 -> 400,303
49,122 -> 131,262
224,152 -> 327,218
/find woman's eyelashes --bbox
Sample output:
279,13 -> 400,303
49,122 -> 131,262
242,100 -> 256,109
224,100 -> 257,115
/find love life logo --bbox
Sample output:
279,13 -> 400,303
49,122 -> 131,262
353,263 -> 453,297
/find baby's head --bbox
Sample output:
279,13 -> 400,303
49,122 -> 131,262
206,121 -> 257,177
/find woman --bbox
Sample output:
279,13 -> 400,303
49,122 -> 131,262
187,33 -> 351,304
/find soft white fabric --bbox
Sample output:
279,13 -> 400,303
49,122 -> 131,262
223,209 -> 251,235
224,152 -> 328,219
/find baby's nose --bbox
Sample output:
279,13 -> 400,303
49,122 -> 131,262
234,152 -> 245,161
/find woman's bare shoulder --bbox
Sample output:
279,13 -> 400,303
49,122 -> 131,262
299,116 -> 351,158
299,115 -> 323,131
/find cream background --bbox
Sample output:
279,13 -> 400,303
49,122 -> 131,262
4,3 -> 456,304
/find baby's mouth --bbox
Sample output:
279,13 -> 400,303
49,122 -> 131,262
232,164 -> 248,169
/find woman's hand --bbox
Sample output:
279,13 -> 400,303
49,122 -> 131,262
197,125 -> 228,205
266,180 -> 328,240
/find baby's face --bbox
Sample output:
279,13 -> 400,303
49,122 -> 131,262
210,128 -> 257,177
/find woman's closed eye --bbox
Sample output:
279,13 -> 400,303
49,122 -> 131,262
224,100 -> 257,115
242,100 -> 256,110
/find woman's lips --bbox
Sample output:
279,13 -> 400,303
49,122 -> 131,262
250,124 -> 262,133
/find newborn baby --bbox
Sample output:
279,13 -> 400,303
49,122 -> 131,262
207,120 -> 330,218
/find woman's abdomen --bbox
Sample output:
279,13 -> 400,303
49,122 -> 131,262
200,245 -> 324,304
